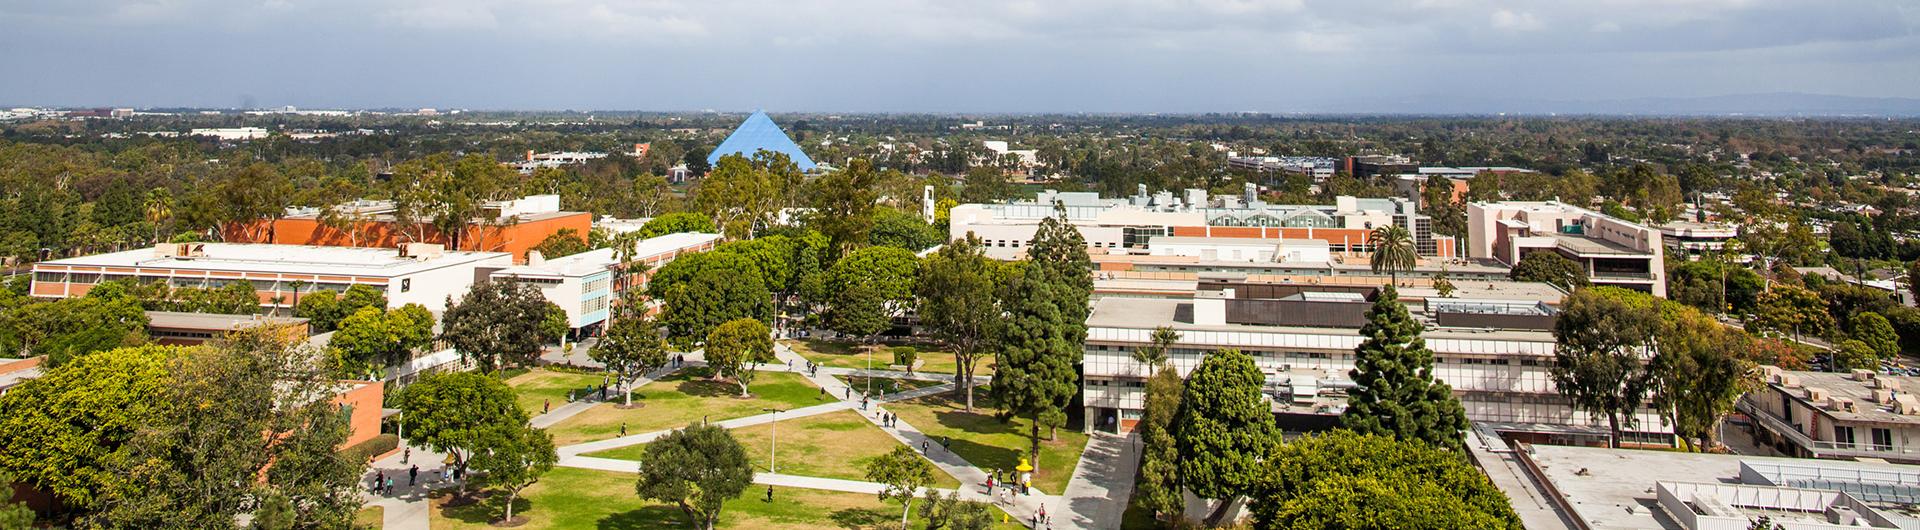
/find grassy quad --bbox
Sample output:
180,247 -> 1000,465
840,375 -> 948,397
430,467 -> 1023,530
354,506 -> 383,529
505,368 -> 610,417
883,387 -> 1090,495
543,368 -> 834,446
584,409 -> 961,489
784,339 -> 992,377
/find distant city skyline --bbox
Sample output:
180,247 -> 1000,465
2,0 -> 1917,113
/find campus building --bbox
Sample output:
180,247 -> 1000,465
146,311 -> 311,346
1737,368 -> 1920,464
1659,220 -> 1741,261
226,194 -> 590,263
489,232 -> 721,337
948,188 -> 1459,261
30,242 -> 512,312
1079,277 -> 1668,446
1467,200 -> 1668,297
706,110 -> 816,171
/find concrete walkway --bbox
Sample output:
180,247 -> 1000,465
1054,433 -> 1141,530
529,361 -> 692,429
359,441 -> 453,530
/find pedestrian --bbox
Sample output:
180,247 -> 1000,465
371,471 -> 383,493
844,387 -> 851,399
600,385 -> 607,400
409,465 -> 419,486
921,440 -> 929,453
766,485 -> 774,502
942,435 -> 951,449
385,476 -> 394,495
620,422 -> 628,437
786,359 -> 792,369
403,447 -> 410,463
543,399 -> 550,414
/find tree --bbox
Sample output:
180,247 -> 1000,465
828,282 -> 891,344
635,424 -> 754,530
695,154 -> 784,239
806,158 -> 881,254
918,490 -> 993,530
870,207 -> 943,252
637,212 -> 717,239
823,246 -> 921,309
705,318 -> 774,397
397,372 -> 528,499
1649,303 -> 1757,452
1248,431 -> 1521,530
1747,285 -> 1835,342
4,296 -> 147,365
442,278 -> 551,373
650,252 -> 774,347
532,227 -> 590,258
328,304 -> 434,377
1850,312 -> 1900,361
915,235 -> 1006,411
1342,286 -> 1471,452
540,302 -> 570,345
87,328 -> 364,529
1133,326 -> 1181,377
1908,260 -> 1920,303
1551,287 -> 1659,448
591,307 -> 669,406
468,424 -> 557,523
1133,362 -> 1184,523
1176,348 -> 1280,525
1432,272 -> 1457,298
293,284 -> 386,332
1833,339 -> 1879,372
0,345 -> 177,511
1367,225 -> 1417,282
1510,252 -> 1588,291
864,445 -> 936,530
991,206 -> 1091,475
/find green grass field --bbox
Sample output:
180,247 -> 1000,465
840,375 -> 949,397
784,339 -> 993,377
354,505 -> 382,529
505,368 -> 609,417
584,409 -> 960,489
883,387 -> 1090,495
430,467 -> 1023,530
543,369 -> 834,446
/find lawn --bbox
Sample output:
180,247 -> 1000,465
584,410 -> 960,489
354,505 -> 382,529
430,467 -> 1024,530
784,339 -> 993,377
505,368 -> 609,417
841,375 -> 949,397
543,368 -> 834,446
883,387 -> 1090,495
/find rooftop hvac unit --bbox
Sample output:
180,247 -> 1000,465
1806,387 -> 1828,402
1781,374 -> 1802,388
1828,397 -> 1856,413
1874,389 -> 1896,404
1852,369 -> 1877,382
1877,378 -> 1902,392
1825,505 -> 1860,526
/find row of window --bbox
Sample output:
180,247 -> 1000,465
35,271 -> 378,294
1088,345 -> 1546,367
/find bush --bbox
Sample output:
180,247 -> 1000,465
341,433 -> 400,464
892,347 -> 918,368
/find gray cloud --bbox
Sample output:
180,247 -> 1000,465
0,0 -> 1915,111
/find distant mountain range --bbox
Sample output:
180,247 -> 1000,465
1307,92 -> 1920,117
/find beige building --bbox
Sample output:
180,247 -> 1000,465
1468,200 -> 1667,297
1738,368 -> 1920,464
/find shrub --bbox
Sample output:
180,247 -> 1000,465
340,433 -> 400,464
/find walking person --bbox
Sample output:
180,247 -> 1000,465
620,422 -> 628,437
543,399 -> 550,414
408,465 -> 419,486
384,476 -> 394,495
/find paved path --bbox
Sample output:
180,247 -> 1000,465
359,441 -> 453,530
529,361 -> 691,429
1054,433 -> 1140,530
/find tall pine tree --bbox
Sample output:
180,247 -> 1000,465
1133,362 -> 1185,522
1340,285 -> 1470,452
990,205 -> 1090,481
1176,348 -> 1278,526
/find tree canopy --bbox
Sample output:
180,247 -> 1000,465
1341,286 -> 1470,452
1249,430 -> 1521,530
635,424 -> 755,530
441,278 -> 552,373
1176,348 -> 1280,524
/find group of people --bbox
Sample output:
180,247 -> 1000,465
367,465 -> 426,496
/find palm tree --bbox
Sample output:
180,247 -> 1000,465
1368,224 -> 1417,284
143,189 -> 174,244
1133,326 -> 1182,377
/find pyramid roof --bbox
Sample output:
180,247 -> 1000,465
706,110 -> 817,171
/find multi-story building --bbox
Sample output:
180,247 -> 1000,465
489,232 -> 721,337
1079,278 -> 1668,446
1737,368 -> 1920,464
1659,220 -> 1741,260
948,188 -> 1458,260
227,194 -> 590,263
146,311 -> 311,346
30,242 -> 512,312
1468,200 -> 1668,297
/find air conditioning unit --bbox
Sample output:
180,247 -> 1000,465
1851,369 -> 1876,382
1874,389 -> 1896,404
1877,378 -> 1901,392
1828,397 -> 1856,413
1781,374 -> 1802,388
398,243 -> 444,260
1806,387 -> 1829,402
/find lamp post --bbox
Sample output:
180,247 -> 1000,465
762,408 -> 784,473
865,345 -> 873,398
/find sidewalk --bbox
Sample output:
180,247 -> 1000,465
359,441 -> 452,530
1055,433 -> 1140,530
529,361 -> 690,429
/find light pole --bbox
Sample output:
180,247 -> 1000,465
865,345 -> 873,398
762,408 -> 783,473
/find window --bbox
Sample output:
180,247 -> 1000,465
34,271 -> 64,283
1872,428 -> 1894,451
1835,426 -> 1856,448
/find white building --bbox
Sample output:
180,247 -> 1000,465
1468,200 -> 1667,297
1738,368 -> 1920,464
1146,237 -> 1331,263
30,243 -> 511,312
189,127 -> 271,141
1660,220 -> 1741,260
981,140 -> 1039,168
488,232 -> 722,336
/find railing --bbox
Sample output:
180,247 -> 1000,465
1589,271 -> 1657,280
1736,399 -> 1920,459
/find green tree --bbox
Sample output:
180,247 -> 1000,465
1833,339 -> 1879,372
540,302 -> 570,345
5,296 -> 148,365
806,158 -> 881,255
705,318 -> 775,397
864,445 -> 936,530
1649,303 -> 1757,452
1850,312 -> 1900,361
442,278 -> 551,373
328,303 -> 434,377
823,246 -> 921,309
1133,362 -> 1184,523
650,252 -> 774,347
1176,348 -> 1280,525
1746,285 -> 1835,342
990,207 -> 1090,478
1248,431 -> 1521,530
828,282 -> 891,344
468,424 -> 558,523
532,227 -> 590,258
591,306 -> 669,407
1133,326 -> 1181,377
1510,252 -> 1588,291
918,490 -> 993,530
638,212 -> 718,239
1367,225 -> 1416,282
915,235 -> 1005,411
635,424 -> 754,530
397,372 -> 528,499
1551,287 -> 1660,448
293,284 -> 386,332
0,345 -> 178,511
870,207 -> 943,252
1341,285 -> 1470,452
695,154 -> 784,239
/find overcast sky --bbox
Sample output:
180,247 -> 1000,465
1,0 -> 1916,112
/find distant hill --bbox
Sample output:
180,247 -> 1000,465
1308,92 -> 1920,117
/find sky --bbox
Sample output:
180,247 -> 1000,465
1,0 -> 1917,112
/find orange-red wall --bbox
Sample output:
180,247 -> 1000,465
330,381 -> 384,449
227,213 -> 591,263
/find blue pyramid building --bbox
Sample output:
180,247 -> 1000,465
706,110 -> 817,171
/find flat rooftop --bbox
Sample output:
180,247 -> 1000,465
39,244 -> 509,277
1773,370 -> 1920,425
1547,232 -> 1652,256
1523,444 -> 1920,530
1148,236 -> 1329,248
1086,296 -> 1555,344
631,232 -> 722,259
147,311 -> 308,330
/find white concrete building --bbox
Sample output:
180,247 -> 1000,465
1468,200 -> 1668,297
31,243 -> 511,312
1660,220 -> 1741,260
189,127 -> 271,141
488,232 -> 722,336
1738,368 -> 1920,464
1146,237 -> 1331,263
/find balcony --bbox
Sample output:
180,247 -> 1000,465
1737,399 -> 1919,460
